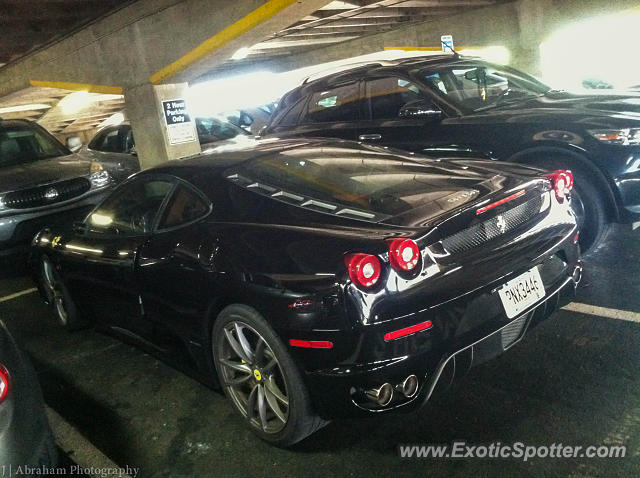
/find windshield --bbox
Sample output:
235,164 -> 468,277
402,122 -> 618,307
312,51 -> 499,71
227,146 -> 469,217
419,62 -> 550,112
0,123 -> 68,167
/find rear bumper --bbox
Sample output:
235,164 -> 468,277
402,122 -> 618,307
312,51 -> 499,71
300,244 -> 580,419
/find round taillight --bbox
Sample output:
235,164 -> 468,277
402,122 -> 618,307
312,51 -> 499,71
0,364 -> 9,404
388,239 -> 420,271
345,253 -> 381,288
545,170 -> 574,202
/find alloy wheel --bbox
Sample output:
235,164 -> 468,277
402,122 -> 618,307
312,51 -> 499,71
42,259 -> 68,326
217,321 -> 290,434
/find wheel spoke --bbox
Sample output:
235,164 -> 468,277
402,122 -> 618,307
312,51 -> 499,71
234,323 -> 255,363
257,384 -> 268,431
254,338 -> 266,365
264,383 -> 287,423
265,376 -> 289,406
224,328 -> 251,363
246,383 -> 259,421
263,350 -> 277,372
220,358 -> 252,374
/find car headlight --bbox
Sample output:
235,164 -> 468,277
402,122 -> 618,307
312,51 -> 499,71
588,128 -> 640,146
89,163 -> 111,188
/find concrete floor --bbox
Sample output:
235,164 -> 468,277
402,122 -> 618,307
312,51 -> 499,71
1,226 -> 639,478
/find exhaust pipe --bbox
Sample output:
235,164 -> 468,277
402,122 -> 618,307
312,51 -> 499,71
396,375 -> 419,398
572,264 -> 583,284
365,383 -> 393,406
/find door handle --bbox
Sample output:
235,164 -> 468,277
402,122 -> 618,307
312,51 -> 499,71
359,134 -> 382,141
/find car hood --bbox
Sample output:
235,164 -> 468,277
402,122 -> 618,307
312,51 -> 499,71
0,154 -> 93,193
460,91 -> 640,128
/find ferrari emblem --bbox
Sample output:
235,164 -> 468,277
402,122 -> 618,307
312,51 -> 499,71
496,215 -> 506,234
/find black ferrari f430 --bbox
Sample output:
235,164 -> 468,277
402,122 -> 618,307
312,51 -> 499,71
32,139 -> 582,446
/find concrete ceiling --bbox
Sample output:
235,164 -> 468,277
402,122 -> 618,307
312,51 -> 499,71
0,0 -> 132,66
225,0 -> 504,64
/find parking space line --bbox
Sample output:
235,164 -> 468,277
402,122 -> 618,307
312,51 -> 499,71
562,302 -> 640,323
0,287 -> 37,303
46,406 -> 133,478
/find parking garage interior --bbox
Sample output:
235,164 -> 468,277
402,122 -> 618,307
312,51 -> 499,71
1,0 -> 640,477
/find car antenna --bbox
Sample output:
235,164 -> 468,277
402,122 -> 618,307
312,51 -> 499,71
441,40 -> 460,59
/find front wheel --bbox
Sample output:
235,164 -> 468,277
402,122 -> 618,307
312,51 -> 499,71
212,304 -> 326,446
40,256 -> 86,331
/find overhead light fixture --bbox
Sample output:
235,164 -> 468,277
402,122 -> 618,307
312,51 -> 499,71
0,103 -> 51,114
58,91 -> 92,114
231,47 -> 251,60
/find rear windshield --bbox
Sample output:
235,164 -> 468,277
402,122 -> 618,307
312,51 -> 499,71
227,146 -> 450,216
0,124 -> 68,167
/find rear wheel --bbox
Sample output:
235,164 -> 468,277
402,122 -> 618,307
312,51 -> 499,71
40,256 -> 86,330
212,304 -> 326,446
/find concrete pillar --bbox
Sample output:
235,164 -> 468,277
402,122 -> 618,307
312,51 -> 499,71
513,0 -> 554,76
124,82 -> 201,170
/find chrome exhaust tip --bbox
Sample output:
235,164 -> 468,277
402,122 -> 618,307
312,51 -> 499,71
365,383 -> 394,406
396,375 -> 419,398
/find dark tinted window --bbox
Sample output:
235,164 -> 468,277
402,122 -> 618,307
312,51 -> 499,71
0,123 -> 68,166
158,185 -> 209,229
196,117 -> 246,144
88,179 -> 174,235
365,77 -> 425,120
277,98 -> 307,127
89,127 -> 123,153
303,82 -> 360,123
420,64 -> 548,112
227,147 -> 455,216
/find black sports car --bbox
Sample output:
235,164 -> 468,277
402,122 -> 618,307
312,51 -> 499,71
263,55 -> 640,253
32,139 -> 582,446
0,321 -> 58,469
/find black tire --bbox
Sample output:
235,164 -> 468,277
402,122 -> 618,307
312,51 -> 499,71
40,255 -> 87,331
212,304 -> 327,447
528,159 -> 610,254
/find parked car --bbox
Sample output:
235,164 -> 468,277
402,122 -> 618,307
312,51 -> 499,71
32,138 -> 581,446
263,55 -> 640,252
225,104 -> 276,135
83,118 -> 250,182
0,320 -> 58,469
0,118 -> 113,256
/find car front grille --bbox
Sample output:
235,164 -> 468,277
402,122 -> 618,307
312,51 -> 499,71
441,193 -> 543,255
3,178 -> 91,210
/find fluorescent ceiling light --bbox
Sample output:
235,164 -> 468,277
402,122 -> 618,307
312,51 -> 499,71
231,47 -> 251,60
0,103 -> 51,114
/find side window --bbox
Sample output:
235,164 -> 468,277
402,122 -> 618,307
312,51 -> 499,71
303,82 -> 360,123
91,128 -> 122,153
277,98 -> 307,127
122,126 -> 135,153
365,77 -> 425,120
87,179 -> 174,235
158,185 -> 210,229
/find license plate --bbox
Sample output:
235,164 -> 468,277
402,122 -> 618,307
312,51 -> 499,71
497,267 -> 545,319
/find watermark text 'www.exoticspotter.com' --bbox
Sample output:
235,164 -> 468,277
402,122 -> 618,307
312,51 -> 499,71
398,441 -> 626,462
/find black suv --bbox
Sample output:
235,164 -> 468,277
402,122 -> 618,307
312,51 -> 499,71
264,55 -> 640,252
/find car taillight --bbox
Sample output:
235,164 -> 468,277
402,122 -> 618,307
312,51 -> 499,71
345,253 -> 381,288
545,170 -> 574,202
388,239 -> 420,271
0,364 -> 9,403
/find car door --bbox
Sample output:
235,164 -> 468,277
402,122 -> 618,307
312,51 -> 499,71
275,81 -> 363,141
59,175 -> 176,332
134,182 -> 215,358
357,75 -> 449,153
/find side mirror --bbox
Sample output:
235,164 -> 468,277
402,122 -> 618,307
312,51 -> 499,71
129,145 -> 137,156
66,136 -> 83,153
398,100 -> 442,120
